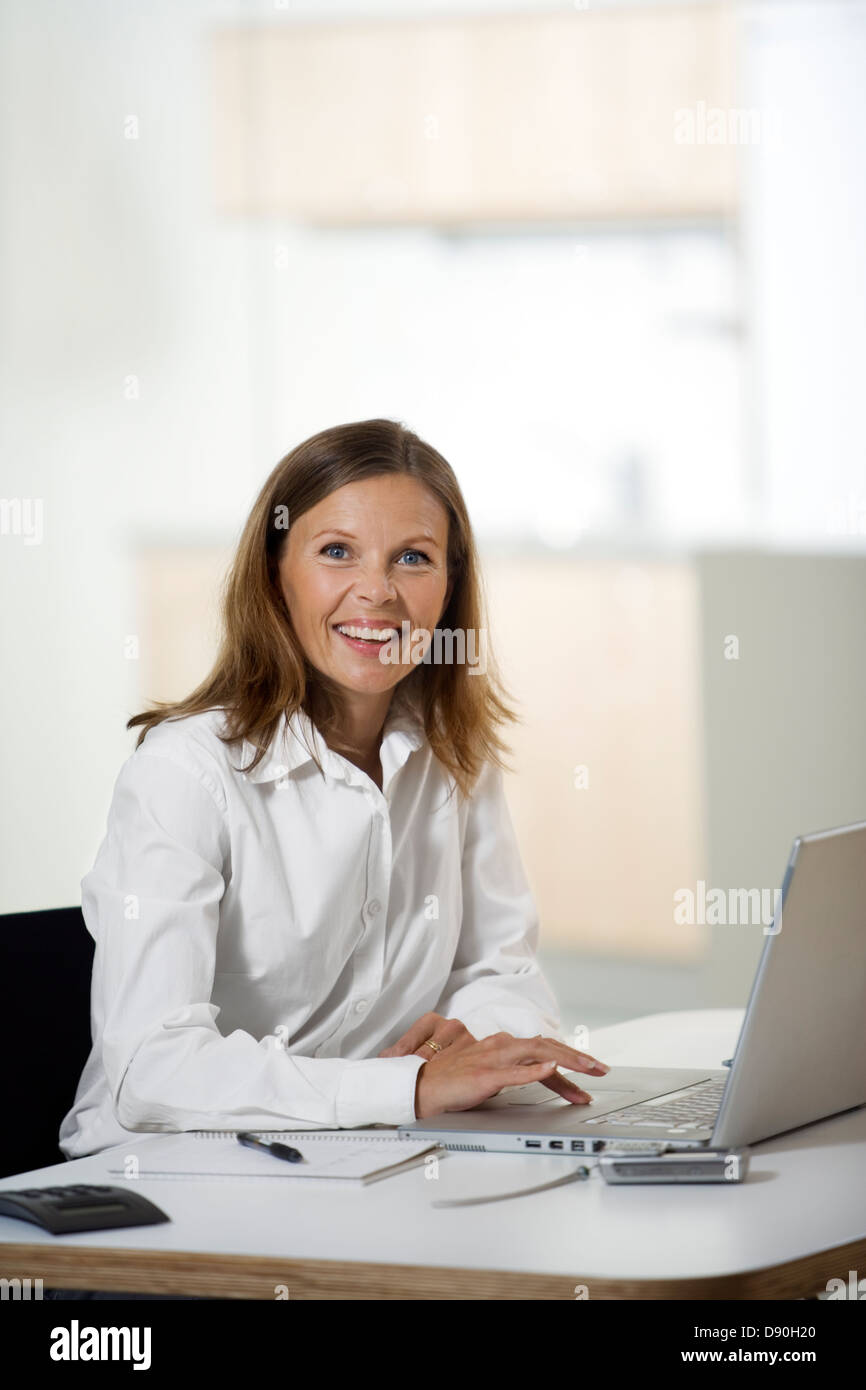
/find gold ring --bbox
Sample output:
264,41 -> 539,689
421,1038 -> 442,1052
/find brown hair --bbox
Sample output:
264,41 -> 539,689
128,418 -> 521,797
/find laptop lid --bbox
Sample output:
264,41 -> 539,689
711,820 -> 866,1147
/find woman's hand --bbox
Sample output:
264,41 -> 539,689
378,1012 -> 478,1061
378,1011 -> 609,1116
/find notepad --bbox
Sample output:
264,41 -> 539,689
107,1130 -> 443,1185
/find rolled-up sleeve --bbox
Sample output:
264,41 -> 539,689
434,760 -> 566,1042
87,751 -> 425,1134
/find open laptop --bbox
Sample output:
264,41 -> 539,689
398,821 -> 866,1155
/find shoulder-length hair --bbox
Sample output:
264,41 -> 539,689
128,418 -> 521,797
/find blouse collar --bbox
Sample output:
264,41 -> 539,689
238,699 -> 425,786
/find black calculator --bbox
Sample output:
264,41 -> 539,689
0,1184 -> 171,1235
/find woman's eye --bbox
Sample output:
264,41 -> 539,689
321,544 -> 430,565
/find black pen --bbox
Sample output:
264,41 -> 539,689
237,1132 -> 305,1164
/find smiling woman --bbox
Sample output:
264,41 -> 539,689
274,468 -> 457,788
131,418 -> 514,797
59,418 -> 608,1165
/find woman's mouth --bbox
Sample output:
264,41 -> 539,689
332,623 -> 399,656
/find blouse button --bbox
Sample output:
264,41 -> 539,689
354,1000 -> 368,1013
366,899 -> 382,918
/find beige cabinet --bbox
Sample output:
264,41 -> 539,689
211,6 -> 738,224
485,556 -> 705,961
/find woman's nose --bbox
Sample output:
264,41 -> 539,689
354,563 -> 397,603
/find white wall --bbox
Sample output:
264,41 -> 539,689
696,552 -> 866,1005
742,0 -> 866,544
0,0 -> 259,908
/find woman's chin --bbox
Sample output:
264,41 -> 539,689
329,663 -> 402,695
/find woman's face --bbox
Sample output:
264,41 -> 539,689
277,474 -> 454,700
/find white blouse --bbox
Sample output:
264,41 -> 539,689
59,701 -> 565,1158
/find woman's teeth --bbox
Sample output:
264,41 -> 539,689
335,624 -> 395,642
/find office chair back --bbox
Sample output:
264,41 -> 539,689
0,906 -> 94,1179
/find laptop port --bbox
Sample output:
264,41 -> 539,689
549,1140 -> 564,1149
525,1139 -> 541,1148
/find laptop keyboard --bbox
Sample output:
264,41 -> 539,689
583,1076 -> 727,1130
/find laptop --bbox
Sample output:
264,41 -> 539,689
398,821 -> 866,1155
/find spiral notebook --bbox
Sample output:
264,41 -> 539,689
107,1130 -> 443,1185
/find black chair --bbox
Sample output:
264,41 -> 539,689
1,907 -> 212,1300
0,906 -> 94,1179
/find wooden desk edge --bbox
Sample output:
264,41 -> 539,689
0,1237 -> 863,1299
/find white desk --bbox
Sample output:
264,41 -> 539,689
1,1010 -> 864,1299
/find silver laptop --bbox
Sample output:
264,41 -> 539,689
399,822 -> 866,1155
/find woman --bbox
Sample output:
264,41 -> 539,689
60,418 -> 608,1159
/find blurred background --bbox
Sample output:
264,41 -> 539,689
1,0 -> 864,1040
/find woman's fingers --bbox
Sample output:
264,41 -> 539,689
506,1061 -> 563,1086
489,1032 -> 609,1076
538,1070 -> 593,1104
409,1017 -> 474,1060
378,1013 -> 473,1059
380,1024 -> 610,1107
503,1050 -> 594,1103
